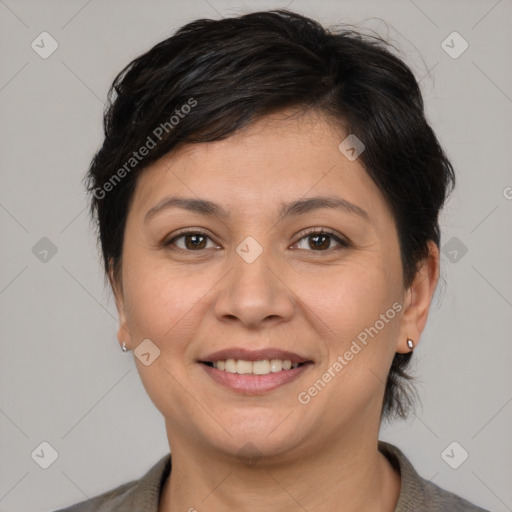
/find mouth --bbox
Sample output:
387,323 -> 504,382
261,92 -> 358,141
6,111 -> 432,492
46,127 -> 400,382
201,359 -> 308,374
198,349 -> 314,394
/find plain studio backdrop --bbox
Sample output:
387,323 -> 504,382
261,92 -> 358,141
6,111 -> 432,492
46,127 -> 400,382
0,1 -> 511,511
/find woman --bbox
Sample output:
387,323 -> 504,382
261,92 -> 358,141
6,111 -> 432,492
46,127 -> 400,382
55,9 -> 489,512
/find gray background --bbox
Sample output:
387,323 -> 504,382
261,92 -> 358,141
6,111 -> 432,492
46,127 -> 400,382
1,0 -> 511,510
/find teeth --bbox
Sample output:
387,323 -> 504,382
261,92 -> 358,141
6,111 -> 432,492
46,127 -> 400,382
253,360 -> 270,375
236,360 -> 253,374
270,359 -> 283,372
211,359 -> 300,375
225,359 -> 237,373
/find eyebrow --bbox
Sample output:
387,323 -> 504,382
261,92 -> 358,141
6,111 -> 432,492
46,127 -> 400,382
144,195 -> 369,224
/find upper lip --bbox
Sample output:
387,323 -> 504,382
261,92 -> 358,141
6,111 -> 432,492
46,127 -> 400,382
199,348 -> 312,364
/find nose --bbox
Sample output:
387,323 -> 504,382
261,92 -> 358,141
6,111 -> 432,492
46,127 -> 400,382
214,246 -> 295,329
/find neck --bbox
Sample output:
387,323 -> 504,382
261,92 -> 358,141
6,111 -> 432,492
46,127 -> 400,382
159,427 -> 400,512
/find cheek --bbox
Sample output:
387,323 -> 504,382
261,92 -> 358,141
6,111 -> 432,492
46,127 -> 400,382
122,259 -> 206,351
307,259 -> 399,341
121,261 -> 210,422
300,258 -> 401,396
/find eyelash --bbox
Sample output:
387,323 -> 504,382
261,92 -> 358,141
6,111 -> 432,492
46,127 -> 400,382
164,228 -> 350,253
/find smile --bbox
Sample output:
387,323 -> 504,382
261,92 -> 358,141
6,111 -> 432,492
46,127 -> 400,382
198,348 -> 313,394
205,359 -> 304,375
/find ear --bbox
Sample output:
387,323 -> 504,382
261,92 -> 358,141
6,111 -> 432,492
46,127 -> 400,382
396,240 -> 440,353
108,261 -> 132,351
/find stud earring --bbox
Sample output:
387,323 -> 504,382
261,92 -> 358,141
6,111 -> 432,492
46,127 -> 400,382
407,338 -> 414,350
121,342 -> 128,352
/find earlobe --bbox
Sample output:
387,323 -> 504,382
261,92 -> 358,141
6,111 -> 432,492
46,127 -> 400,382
396,241 -> 440,353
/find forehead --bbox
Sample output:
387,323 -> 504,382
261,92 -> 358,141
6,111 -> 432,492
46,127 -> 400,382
128,110 -> 392,225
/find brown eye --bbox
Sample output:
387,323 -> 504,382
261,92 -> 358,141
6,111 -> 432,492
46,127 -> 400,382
166,231 -> 215,251
295,229 -> 349,251
308,233 -> 331,250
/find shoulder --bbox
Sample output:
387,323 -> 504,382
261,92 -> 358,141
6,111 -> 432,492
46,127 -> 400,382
52,480 -> 136,512
51,453 -> 171,512
378,441 -> 490,512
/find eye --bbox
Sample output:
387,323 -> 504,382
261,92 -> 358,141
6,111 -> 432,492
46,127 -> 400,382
163,228 -> 350,253
293,228 -> 349,251
165,230 -> 219,251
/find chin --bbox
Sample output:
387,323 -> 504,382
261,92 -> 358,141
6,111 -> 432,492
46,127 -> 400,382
214,432 -> 302,463
199,409 -> 310,461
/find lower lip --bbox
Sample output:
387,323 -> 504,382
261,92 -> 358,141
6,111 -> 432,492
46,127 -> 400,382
200,363 -> 312,394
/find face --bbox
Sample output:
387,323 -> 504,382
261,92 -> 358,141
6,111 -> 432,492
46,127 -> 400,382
112,109 -> 436,461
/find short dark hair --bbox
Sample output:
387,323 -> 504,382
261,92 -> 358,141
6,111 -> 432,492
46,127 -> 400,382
85,9 -> 455,421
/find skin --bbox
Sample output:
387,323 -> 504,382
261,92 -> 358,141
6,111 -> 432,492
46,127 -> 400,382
110,108 -> 440,511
